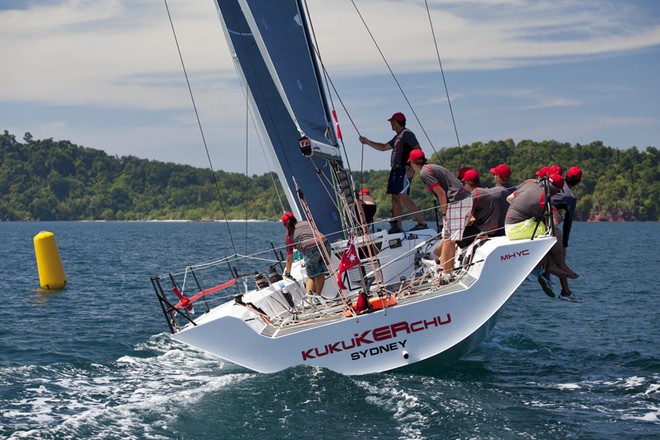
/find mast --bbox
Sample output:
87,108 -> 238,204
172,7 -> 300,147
214,0 -> 355,239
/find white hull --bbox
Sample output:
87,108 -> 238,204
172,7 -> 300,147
169,235 -> 554,375
148,0 -> 558,376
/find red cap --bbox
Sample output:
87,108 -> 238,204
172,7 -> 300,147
407,149 -> 426,163
281,211 -> 295,225
549,173 -> 564,190
457,166 -> 471,181
566,166 -> 582,181
359,188 -> 370,195
548,165 -> 563,176
489,163 -> 511,178
536,166 -> 551,178
462,169 -> 480,183
388,112 -> 406,123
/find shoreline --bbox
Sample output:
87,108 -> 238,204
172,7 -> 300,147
0,219 -> 656,223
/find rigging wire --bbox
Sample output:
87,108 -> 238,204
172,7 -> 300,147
300,0 -> 367,187
218,2 -> 287,218
302,0 -> 370,234
360,144 -> 365,191
424,0 -> 462,150
224,0 -> 314,221
300,0 -> 353,172
246,109 -> 287,214
244,91 -> 250,257
349,0 -> 438,157
163,0 -> 238,255
301,47 -> 369,186
305,0 -> 464,179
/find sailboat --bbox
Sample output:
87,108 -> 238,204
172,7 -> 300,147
150,0 -> 556,375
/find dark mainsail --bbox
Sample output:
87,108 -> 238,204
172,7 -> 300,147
214,0 -> 344,237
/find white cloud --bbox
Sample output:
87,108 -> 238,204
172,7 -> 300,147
1,0 -> 232,109
0,0 -> 658,172
4,0 -> 659,108
308,0 -> 660,73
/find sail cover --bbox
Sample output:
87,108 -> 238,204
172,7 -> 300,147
214,0 -> 343,237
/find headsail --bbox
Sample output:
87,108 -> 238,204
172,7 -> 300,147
214,0 -> 346,237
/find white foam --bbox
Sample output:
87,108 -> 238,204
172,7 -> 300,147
637,411 -> 660,422
355,377 -> 431,440
4,335 -> 256,439
644,383 -> 659,396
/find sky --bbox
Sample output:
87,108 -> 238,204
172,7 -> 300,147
1,0 -> 659,175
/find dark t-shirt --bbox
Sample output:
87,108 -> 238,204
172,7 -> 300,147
471,187 -> 504,235
492,183 -> 516,224
496,182 -> 516,196
552,183 -> 577,247
419,164 -> 470,202
387,129 -> 418,168
505,179 -> 547,225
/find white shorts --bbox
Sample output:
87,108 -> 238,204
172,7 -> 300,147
442,197 -> 473,241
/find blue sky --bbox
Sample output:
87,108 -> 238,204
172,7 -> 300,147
1,0 -> 659,174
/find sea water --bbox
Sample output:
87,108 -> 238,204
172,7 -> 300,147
0,221 -> 658,439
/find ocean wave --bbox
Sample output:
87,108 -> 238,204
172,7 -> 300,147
1,334 -> 255,439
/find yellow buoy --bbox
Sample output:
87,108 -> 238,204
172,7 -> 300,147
34,231 -> 67,290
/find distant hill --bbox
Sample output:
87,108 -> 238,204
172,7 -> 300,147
1,130 -> 658,221
0,130 -> 287,221
417,138 -> 659,222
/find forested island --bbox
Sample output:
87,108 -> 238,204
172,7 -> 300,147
1,130 -> 657,222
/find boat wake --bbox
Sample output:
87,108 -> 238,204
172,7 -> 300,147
1,334 -> 254,439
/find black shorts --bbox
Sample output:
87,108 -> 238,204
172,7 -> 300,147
356,203 -> 377,224
387,167 -> 410,195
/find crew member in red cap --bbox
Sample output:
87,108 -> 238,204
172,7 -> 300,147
553,166 -> 582,248
549,166 -> 583,301
281,212 -> 329,299
357,188 -> 377,226
566,166 -> 582,182
505,170 -> 565,242
461,169 -> 480,187
505,172 -> 579,299
490,163 -> 516,224
548,164 -> 563,176
490,163 -> 515,195
358,112 -> 426,232
457,166 -> 472,182
460,169 -> 506,247
408,149 -> 472,282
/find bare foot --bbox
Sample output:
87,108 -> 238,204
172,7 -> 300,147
566,270 -> 579,280
557,262 -> 579,279
547,264 -> 570,278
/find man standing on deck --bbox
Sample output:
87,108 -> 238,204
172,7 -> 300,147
359,112 -> 427,233
408,149 -> 472,283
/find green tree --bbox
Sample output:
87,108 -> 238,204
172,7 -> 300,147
0,131 -> 657,222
